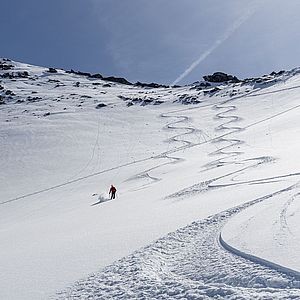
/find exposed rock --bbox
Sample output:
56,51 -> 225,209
18,71 -> 29,78
67,70 -> 103,80
90,73 -> 103,79
48,79 -> 60,83
0,71 -> 29,78
203,72 -> 240,83
131,98 -> 143,104
77,71 -> 91,77
67,69 -> 92,77
153,100 -> 164,105
0,95 -> 5,105
27,96 -> 42,102
118,95 -> 131,101
47,68 -> 57,73
203,87 -> 221,96
103,76 -> 132,85
176,94 -> 201,105
103,84 -> 111,88
95,103 -> 107,109
199,82 -> 211,87
190,81 -> 211,91
141,99 -> 154,106
0,61 -> 14,70
0,73 -> 12,79
67,68 -> 135,86
5,90 -> 15,96
270,70 -> 285,76
119,95 -> 162,106
135,81 -> 169,89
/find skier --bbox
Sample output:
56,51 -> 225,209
109,184 -> 117,199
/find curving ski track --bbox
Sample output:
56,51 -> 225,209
203,100 -> 246,171
6,87 -> 298,205
55,184 -> 300,299
126,112 -> 199,185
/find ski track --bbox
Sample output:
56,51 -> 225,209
127,96 -> 243,187
125,111 -> 200,186
66,110 -> 103,182
55,185 -> 300,300
0,104 -> 209,205
272,192 -> 300,247
165,91 -> 300,200
203,99 -> 246,171
279,194 -> 297,237
5,85 -> 297,205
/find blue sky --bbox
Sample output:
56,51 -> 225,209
1,0 -> 300,84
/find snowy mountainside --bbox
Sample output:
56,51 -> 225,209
1,58 -> 300,299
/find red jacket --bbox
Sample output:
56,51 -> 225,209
109,186 -> 116,193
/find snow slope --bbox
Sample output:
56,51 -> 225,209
1,59 -> 300,299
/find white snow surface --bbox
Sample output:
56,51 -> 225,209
1,59 -> 300,299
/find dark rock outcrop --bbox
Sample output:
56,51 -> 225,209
135,81 -> 169,89
203,72 -> 240,83
95,103 -> 107,109
67,69 -> 92,77
0,95 -> 5,105
270,70 -> 285,76
5,90 -> 15,96
203,87 -> 221,96
0,71 -> 29,79
175,94 -> 201,105
47,68 -> 57,73
190,81 -> 211,91
27,96 -> 42,102
118,95 -> 161,106
66,69 -> 131,85
90,73 -> 103,79
103,76 -> 132,85
0,61 -> 14,70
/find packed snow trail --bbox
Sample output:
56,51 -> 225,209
221,183 -> 300,277
55,184 -> 300,299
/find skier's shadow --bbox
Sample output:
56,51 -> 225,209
91,195 -> 112,206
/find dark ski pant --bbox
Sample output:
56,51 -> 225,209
110,192 -> 116,199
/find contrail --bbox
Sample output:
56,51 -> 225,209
171,4 -> 258,86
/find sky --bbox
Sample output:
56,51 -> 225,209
1,0 -> 300,85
